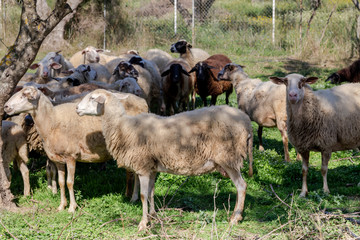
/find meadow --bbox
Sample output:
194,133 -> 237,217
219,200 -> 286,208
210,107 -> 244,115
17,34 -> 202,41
0,0 -> 360,239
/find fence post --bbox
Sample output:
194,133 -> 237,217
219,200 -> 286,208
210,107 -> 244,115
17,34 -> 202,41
272,0 -> 275,44
192,0 -> 195,46
174,0 -> 177,35
103,0 -> 106,50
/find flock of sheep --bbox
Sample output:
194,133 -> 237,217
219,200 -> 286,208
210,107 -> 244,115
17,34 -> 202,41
2,39 -> 360,231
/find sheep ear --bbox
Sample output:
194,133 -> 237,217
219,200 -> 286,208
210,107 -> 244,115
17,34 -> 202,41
95,96 -> 105,104
81,50 -> 86,55
181,68 -> 190,76
269,76 -> 288,86
304,76 -> 318,85
161,69 -> 170,77
96,49 -> 104,53
187,43 -> 192,48
29,63 -> 40,69
112,66 -> 119,75
188,67 -> 197,74
50,62 -> 62,70
38,86 -> 54,97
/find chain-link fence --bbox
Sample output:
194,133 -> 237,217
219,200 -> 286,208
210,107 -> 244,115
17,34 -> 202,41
0,0 -> 358,60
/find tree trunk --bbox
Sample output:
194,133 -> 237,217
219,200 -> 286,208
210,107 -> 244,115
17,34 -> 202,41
39,0 -> 83,50
0,0 -> 82,209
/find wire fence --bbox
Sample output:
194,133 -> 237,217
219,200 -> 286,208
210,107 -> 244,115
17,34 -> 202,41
0,0 -> 359,60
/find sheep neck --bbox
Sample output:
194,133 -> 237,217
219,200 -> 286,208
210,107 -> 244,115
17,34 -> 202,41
31,92 -> 55,145
231,71 -> 261,113
181,49 -> 196,68
286,87 -> 323,151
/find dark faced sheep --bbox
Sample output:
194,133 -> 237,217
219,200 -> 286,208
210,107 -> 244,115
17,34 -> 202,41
189,54 -> 233,106
161,59 -> 195,115
326,59 -> 360,84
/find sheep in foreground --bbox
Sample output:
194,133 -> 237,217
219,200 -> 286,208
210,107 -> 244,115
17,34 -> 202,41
270,73 -> 360,196
161,59 -> 195,115
189,54 -> 233,106
218,63 -> 292,162
4,86 -> 149,212
76,89 -> 253,231
325,59 -> 360,84
144,48 -> 174,72
2,121 -> 30,196
170,39 -> 210,68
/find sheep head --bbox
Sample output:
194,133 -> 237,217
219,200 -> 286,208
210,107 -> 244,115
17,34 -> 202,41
76,89 -> 128,117
113,61 -> 139,79
81,46 -> 103,63
217,63 -> 245,81
4,86 -> 41,115
270,74 -> 318,104
161,63 -> 190,83
170,39 -> 191,54
129,56 -> 145,68
325,73 -> 341,84
189,62 -> 215,83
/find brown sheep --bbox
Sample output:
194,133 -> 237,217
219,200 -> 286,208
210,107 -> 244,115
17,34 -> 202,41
325,59 -> 360,84
189,54 -> 233,106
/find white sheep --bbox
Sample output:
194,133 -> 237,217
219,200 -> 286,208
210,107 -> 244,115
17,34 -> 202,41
4,86 -> 149,212
2,120 -> 30,196
69,46 -> 103,68
76,89 -> 253,231
218,63 -> 292,162
144,48 -> 174,72
270,73 -> 360,196
170,39 -> 210,68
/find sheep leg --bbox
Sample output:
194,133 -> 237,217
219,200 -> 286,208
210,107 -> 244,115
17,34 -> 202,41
210,96 -> 218,106
149,172 -> 157,217
201,96 -> 208,107
138,174 -> 151,231
300,151 -> 310,197
3,161 -> 11,182
321,151 -> 331,194
16,157 -> 30,196
222,166 -> 247,225
191,90 -> 196,110
46,160 -> 57,194
225,91 -> 231,105
279,128 -> 290,162
258,126 -> 265,151
125,171 -> 134,198
66,158 -> 77,213
130,174 -> 140,203
55,162 -> 67,211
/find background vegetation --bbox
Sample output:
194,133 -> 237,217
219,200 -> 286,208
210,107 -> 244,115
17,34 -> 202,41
0,0 -> 359,239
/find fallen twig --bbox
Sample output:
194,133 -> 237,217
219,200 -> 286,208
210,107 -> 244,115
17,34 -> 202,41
0,220 -> 18,239
57,209 -> 85,240
332,155 -> 360,163
163,177 -> 189,209
270,184 -> 291,208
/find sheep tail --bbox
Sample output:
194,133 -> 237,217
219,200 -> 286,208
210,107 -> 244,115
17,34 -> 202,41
247,133 -> 253,177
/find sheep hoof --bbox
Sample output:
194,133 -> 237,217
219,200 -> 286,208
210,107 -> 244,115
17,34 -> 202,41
68,204 -> 77,213
130,196 -> 138,203
57,204 -> 66,211
138,220 -> 148,232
